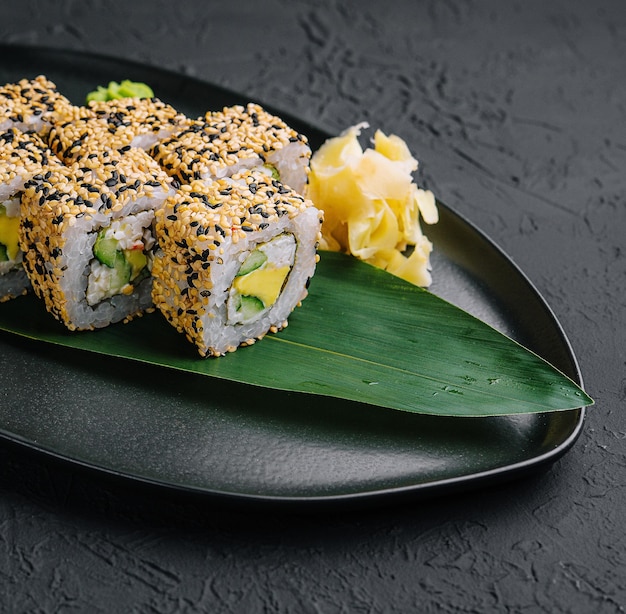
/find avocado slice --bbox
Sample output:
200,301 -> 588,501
0,243 -> 7,262
236,249 -> 267,277
124,249 -> 148,281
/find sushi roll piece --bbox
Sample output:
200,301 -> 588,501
151,170 -> 323,357
149,103 -> 311,194
0,128 -> 64,301
19,147 -> 174,330
0,75 -> 75,136
48,97 -> 189,163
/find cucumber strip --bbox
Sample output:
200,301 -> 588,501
238,295 -> 265,320
93,232 -> 120,268
236,249 -> 267,277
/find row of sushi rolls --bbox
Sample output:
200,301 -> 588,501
0,75 -> 324,357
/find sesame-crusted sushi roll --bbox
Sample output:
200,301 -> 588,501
0,76 -> 75,136
48,97 -> 190,163
0,128 -> 64,301
19,148 -> 174,330
149,103 -> 311,193
151,170 -> 323,357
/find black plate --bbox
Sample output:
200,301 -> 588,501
0,45 -> 586,507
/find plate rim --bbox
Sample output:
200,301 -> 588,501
0,43 -> 588,507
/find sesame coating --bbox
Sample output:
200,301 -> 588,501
149,103 -> 309,184
0,128 -> 63,187
75,147 -> 173,205
23,147 -> 171,222
47,114 -> 123,163
19,163 -> 94,325
48,97 -> 190,163
155,171 -> 311,254
205,103 -> 307,149
87,96 -> 188,131
0,76 -> 75,135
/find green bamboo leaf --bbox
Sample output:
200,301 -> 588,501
0,251 -> 591,416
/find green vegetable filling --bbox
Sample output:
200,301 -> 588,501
93,229 -> 148,290
227,233 -> 297,325
235,295 -> 266,320
236,249 -> 267,277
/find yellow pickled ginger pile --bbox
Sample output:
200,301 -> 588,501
305,123 -> 438,286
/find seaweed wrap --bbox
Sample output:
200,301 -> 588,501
48,97 -> 190,163
0,128 -> 64,301
151,170 -> 323,357
0,75 -> 75,136
19,148 -> 173,329
149,103 -> 311,194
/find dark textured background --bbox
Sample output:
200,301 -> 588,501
1,1 -> 625,612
